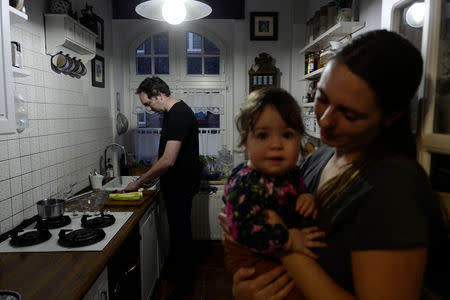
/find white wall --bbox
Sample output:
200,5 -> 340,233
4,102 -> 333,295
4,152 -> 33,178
0,0 -> 114,233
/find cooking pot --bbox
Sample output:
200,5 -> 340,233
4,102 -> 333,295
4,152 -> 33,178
37,198 -> 65,219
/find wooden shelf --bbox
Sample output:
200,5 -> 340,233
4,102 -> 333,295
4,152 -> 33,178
301,68 -> 323,80
12,67 -> 31,77
300,21 -> 365,53
305,129 -> 320,139
9,6 -> 28,24
301,102 -> 315,108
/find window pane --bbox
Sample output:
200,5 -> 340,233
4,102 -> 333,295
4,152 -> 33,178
187,32 -> 202,55
146,112 -> 163,128
187,57 -> 202,74
153,32 -> 169,55
136,57 -> 152,75
204,38 -> 220,55
154,56 -> 169,74
136,38 -> 152,56
204,57 -> 220,74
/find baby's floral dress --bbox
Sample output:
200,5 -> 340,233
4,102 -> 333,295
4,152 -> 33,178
223,162 -> 306,254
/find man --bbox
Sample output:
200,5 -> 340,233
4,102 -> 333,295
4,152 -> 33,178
124,76 -> 200,299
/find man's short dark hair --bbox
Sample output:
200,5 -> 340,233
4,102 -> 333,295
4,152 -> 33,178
136,76 -> 171,97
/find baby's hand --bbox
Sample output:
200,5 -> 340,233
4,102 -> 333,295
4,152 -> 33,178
284,227 -> 326,259
295,193 -> 317,219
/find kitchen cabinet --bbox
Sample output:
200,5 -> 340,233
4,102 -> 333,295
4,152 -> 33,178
0,3 -> 23,134
156,193 -> 170,275
140,202 -> 159,300
298,21 -> 365,140
83,267 -> 109,300
44,14 -> 97,62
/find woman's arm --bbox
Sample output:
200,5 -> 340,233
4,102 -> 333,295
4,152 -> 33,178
280,247 -> 427,300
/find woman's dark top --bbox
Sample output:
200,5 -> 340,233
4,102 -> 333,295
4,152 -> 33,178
300,146 -> 434,293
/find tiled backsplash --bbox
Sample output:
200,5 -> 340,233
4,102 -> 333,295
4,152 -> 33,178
0,8 -> 112,234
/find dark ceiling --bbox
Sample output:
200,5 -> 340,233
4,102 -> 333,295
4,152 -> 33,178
112,0 -> 245,20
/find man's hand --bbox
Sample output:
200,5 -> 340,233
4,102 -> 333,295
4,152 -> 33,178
123,181 -> 141,192
285,227 -> 326,259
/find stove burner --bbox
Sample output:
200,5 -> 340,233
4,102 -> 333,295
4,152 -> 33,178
58,228 -> 105,248
81,212 -> 116,229
36,216 -> 71,230
9,229 -> 51,247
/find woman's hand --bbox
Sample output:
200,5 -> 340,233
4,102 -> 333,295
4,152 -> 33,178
232,266 -> 295,300
296,193 -> 318,219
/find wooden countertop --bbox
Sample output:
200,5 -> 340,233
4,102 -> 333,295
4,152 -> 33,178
0,190 -> 159,300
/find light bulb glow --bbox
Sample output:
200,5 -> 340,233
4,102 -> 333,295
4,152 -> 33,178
405,2 -> 425,28
162,0 -> 186,25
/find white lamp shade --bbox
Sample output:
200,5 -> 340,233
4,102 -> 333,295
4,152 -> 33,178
136,0 -> 212,23
405,2 -> 425,28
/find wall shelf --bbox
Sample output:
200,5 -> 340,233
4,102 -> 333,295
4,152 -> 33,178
301,68 -> 323,81
306,129 -> 320,139
9,6 -> 28,24
12,67 -> 31,77
44,14 -> 97,62
300,21 -> 366,53
301,102 -> 315,108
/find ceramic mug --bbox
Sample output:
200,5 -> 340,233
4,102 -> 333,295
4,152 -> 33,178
50,51 -> 70,73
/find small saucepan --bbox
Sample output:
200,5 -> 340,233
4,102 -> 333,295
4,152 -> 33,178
36,198 -> 65,219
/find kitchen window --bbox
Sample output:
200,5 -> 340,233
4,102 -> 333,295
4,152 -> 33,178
135,32 -> 169,75
186,32 -> 220,75
131,29 -> 228,164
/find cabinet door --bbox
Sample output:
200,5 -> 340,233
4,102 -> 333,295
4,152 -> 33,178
140,206 -> 158,300
0,1 -> 16,134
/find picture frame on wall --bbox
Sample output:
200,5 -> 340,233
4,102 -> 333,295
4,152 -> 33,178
94,15 -> 104,50
91,55 -> 105,88
250,12 -> 278,41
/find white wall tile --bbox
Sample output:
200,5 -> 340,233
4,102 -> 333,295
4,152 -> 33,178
41,167 -> 50,184
24,206 -> 36,219
32,186 -> 42,204
0,162 -> 10,181
39,136 -> 48,152
31,153 -> 41,171
7,139 -> 20,159
0,199 -> 12,221
32,170 -> 41,188
11,195 -> 23,215
29,137 -> 40,154
12,212 -> 24,227
9,158 -> 21,178
0,218 -> 13,234
19,138 -> 31,156
22,173 -> 32,192
20,155 -> 31,174
23,190 -> 33,208
0,141 -> 8,161
0,180 -> 11,201
10,176 -> 22,196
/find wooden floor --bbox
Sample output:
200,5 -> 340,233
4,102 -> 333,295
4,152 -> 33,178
152,240 -> 233,300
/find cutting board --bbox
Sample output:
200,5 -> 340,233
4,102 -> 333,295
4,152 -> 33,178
104,190 -> 156,206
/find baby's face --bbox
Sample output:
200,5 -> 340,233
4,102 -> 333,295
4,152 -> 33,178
245,104 -> 301,176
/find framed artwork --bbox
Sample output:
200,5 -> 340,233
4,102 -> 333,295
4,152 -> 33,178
94,15 -> 104,50
250,12 -> 278,41
91,55 -> 105,88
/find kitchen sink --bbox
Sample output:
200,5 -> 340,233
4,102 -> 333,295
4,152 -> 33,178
101,176 -> 158,191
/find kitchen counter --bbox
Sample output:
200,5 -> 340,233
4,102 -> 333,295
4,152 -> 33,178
0,190 -> 159,300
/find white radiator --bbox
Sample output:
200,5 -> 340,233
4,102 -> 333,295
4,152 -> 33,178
191,186 -> 224,240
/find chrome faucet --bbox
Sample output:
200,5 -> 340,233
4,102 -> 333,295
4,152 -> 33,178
103,143 -> 127,185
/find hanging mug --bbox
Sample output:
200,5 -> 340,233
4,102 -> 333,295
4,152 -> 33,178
64,54 -> 76,75
50,51 -> 70,73
71,57 -> 81,78
78,59 -> 87,76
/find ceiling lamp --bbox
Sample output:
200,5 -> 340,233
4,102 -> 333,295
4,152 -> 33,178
135,0 -> 212,25
405,2 -> 425,28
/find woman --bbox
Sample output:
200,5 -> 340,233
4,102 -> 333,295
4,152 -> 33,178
225,30 -> 449,299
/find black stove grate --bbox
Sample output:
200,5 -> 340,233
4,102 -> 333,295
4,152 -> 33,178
36,215 -> 71,230
58,228 -> 105,248
9,229 -> 51,247
81,212 -> 116,229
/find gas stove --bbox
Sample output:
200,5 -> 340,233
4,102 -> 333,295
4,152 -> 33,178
0,211 -> 133,253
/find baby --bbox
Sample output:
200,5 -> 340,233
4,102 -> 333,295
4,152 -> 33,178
223,87 -> 325,299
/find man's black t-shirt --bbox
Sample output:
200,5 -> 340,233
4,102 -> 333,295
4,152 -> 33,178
158,100 -> 200,197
